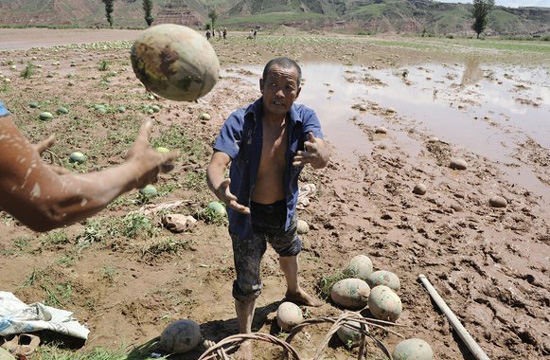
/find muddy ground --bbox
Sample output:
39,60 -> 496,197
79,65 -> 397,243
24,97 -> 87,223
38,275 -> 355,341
0,29 -> 549,360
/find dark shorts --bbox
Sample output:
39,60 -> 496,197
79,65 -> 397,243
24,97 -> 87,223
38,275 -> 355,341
231,199 -> 302,302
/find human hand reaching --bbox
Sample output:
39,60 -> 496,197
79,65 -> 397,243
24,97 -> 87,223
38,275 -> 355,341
125,119 -> 179,188
215,178 -> 250,214
292,132 -> 328,168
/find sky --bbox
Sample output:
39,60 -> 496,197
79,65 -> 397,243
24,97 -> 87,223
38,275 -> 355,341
436,0 -> 550,8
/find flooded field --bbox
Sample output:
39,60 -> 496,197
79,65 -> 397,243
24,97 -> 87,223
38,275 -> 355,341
1,29 -> 549,360
231,61 -> 550,204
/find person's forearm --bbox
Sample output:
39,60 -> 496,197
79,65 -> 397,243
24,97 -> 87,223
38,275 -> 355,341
47,161 -> 144,220
8,160 -> 146,232
206,162 -> 227,199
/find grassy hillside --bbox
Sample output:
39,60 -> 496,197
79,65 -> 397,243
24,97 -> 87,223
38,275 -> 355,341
0,0 -> 548,36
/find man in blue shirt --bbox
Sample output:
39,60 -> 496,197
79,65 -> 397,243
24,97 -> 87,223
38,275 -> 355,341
207,57 -> 330,351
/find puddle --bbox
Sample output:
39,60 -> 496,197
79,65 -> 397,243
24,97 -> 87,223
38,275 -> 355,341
222,62 -> 550,202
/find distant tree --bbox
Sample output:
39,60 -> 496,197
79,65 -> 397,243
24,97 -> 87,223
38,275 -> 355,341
472,0 -> 494,39
102,0 -> 115,28
143,0 -> 154,26
208,9 -> 218,31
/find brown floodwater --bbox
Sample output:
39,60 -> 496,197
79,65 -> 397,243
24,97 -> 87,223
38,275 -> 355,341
225,61 -> 550,203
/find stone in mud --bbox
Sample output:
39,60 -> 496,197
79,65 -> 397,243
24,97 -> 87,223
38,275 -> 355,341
375,127 -> 387,134
449,158 -> 467,170
489,195 -> 507,208
413,183 -> 427,195
131,24 -> 220,101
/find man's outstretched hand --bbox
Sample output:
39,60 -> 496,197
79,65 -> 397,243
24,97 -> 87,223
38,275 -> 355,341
292,132 -> 329,169
216,178 -> 250,214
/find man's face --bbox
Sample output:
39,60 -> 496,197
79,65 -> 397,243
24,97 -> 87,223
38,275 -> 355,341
260,64 -> 301,117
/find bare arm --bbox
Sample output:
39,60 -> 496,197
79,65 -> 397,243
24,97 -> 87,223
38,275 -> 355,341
206,151 -> 250,214
0,116 -> 178,232
292,132 -> 330,169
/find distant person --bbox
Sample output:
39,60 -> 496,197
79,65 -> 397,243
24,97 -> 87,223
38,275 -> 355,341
206,29 -> 211,40
207,57 -> 329,359
0,101 -> 177,232
218,29 -> 222,39
223,27 -> 227,39
247,29 -> 254,39
253,29 -> 257,39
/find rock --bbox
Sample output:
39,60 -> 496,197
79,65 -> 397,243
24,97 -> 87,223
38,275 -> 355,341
413,183 -> 427,195
449,158 -> 467,170
200,113 -> 211,120
375,127 -> 387,134
162,214 -> 197,233
359,104 -> 367,111
489,195 -> 507,208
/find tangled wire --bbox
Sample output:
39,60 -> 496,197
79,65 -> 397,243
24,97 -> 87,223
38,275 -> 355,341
198,311 -> 405,360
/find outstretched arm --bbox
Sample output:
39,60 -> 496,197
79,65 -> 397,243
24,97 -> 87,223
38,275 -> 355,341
0,116 -> 178,232
206,151 -> 250,214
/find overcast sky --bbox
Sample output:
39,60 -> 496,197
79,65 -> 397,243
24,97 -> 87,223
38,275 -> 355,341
436,0 -> 550,7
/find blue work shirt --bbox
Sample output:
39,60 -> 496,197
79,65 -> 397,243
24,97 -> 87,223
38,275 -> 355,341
213,97 -> 324,240
0,101 -> 9,117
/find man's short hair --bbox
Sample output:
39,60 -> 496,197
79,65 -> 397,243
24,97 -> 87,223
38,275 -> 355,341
262,57 -> 302,87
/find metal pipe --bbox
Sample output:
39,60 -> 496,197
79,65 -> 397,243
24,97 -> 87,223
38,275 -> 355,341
418,274 -> 490,360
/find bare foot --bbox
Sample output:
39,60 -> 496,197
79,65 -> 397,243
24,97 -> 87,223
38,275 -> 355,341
233,340 -> 252,360
285,288 -> 323,307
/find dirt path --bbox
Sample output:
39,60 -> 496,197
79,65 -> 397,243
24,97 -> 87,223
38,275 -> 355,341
0,29 -> 549,360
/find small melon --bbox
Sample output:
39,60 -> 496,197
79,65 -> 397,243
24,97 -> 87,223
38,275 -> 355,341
392,338 -> 433,360
367,270 -> 400,291
69,152 -> 86,164
159,319 -> 201,354
39,112 -> 53,121
330,278 -> 370,309
151,105 -> 161,113
296,219 -> 309,234
200,113 -> 211,120
117,106 -> 126,113
29,102 -> 39,109
156,147 -> 170,153
276,302 -> 303,331
336,320 -> 366,348
140,184 -> 158,196
207,201 -> 227,217
368,285 -> 402,322
346,255 -> 373,280
56,106 -> 69,115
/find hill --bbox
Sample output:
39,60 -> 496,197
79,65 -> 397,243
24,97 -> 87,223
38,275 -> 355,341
0,0 -> 548,36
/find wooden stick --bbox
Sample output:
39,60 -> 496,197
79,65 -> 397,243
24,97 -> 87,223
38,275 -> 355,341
418,274 -> 490,360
